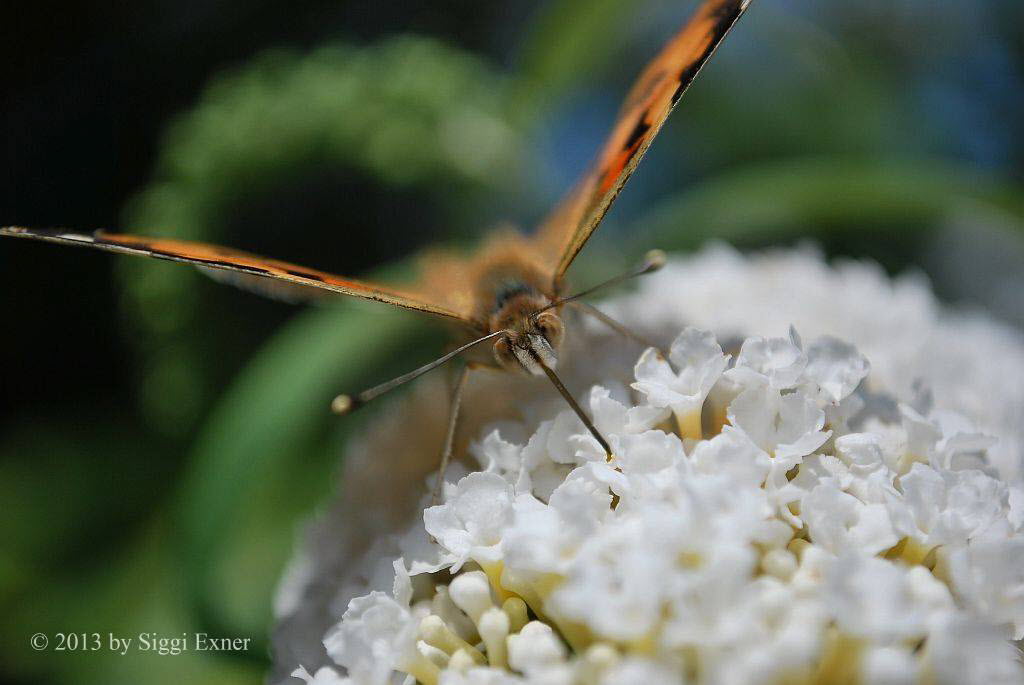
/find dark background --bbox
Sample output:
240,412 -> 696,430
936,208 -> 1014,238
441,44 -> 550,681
1,0 -> 535,430
2,1 -> 1023,683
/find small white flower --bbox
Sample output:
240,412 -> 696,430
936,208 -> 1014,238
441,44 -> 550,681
424,473 -> 514,570
506,622 -> 567,675
473,430 -> 523,480
607,430 -> 687,503
944,538 -> 1024,639
598,658 -> 682,685
632,327 -> 728,433
925,614 -> 1023,684
803,335 -> 870,403
825,554 -> 943,642
818,433 -> 905,509
323,569 -> 421,685
899,405 -> 998,473
502,467 -> 613,576
516,422 -> 574,499
570,385 -> 669,461
894,463 -> 1009,547
546,514 -> 671,641
590,384 -> 668,437
439,667 -> 525,685
1010,485 -> 1024,530
726,329 -> 806,390
727,383 -> 830,462
801,484 -> 899,556
689,428 -> 770,489
860,646 -> 918,685
291,665 -> 352,685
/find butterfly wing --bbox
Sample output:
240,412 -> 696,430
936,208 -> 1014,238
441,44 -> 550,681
0,226 -> 473,323
536,0 -> 753,284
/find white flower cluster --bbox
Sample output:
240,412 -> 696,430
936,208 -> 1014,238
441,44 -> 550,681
295,325 -> 1024,685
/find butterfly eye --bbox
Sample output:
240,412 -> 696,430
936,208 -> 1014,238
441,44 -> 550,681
534,311 -> 565,350
493,336 -> 519,372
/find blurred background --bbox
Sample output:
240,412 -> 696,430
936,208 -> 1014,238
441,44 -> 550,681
1,0 -> 1022,682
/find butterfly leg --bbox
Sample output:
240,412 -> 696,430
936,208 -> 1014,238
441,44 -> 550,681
432,363 -> 473,504
567,300 -> 668,358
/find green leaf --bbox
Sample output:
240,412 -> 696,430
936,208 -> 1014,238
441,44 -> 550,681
118,37 -> 523,433
173,294 -> 443,644
633,158 -> 1024,253
513,0 -> 638,113
0,519 -> 261,685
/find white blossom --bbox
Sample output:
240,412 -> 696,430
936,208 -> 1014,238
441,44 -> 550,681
803,335 -> 870,403
632,326 -> 728,435
308,326 -> 1023,684
277,248 -> 1024,685
726,329 -> 806,390
423,473 -> 514,570
291,665 -> 352,685
944,538 -> 1024,639
322,560 -> 425,685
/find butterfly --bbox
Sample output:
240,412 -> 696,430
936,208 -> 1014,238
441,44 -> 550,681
2,0 -> 752,496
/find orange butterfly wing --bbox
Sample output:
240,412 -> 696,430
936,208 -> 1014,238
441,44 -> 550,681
536,0 -> 753,284
0,226 -> 472,323
4,3 -> 752,318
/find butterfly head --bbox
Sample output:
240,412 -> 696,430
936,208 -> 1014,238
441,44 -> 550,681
492,310 -> 564,376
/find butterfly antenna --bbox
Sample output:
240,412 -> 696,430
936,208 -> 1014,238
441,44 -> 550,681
537,249 -> 665,314
531,352 -> 613,458
567,299 -> 668,358
331,329 -> 507,415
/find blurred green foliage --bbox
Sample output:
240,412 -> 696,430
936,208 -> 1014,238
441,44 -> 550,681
118,36 -> 526,434
3,1 -> 1023,683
